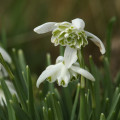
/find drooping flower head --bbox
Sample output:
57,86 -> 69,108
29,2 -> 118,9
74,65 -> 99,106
34,18 -> 106,87
51,19 -> 88,49
36,46 -> 95,87
34,18 -> 105,54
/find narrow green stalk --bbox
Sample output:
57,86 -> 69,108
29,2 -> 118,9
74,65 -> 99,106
60,46 -> 64,56
79,78 -> 86,120
77,49 -> 85,88
46,53 -> 51,65
77,49 -> 86,120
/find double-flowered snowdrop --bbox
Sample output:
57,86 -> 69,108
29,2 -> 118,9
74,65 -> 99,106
36,46 -> 95,87
0,46 -> 12,77
34,18 -> 105,55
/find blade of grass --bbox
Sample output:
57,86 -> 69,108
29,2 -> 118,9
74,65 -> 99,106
1,79 -> 16,120
0,53 -> 14,80
100,113 -> 106,120
106,16 -> 116,62
26,65 -> 36,120
71,83 -> 80,120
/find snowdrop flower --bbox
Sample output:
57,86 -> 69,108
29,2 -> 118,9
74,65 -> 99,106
36,46 -> 95,87
0,46 -> 12,77
34,18 -> 105,54
0,80 -> 17,106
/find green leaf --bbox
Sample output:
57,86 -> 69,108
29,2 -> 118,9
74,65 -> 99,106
48,108 -> 53,120
0,53 -> 14,80
1,79 -> 16,120
89,55 -> 101,118
26,65 -> 36,120
11,100 -> 31,120
50,93 -> 63,120
100,113 -> 106,120
43,106 -> 49,120
106,16 -> 116,62
103,57 -> 113,101
71,83 -> 80,120
59,46 -> 64,56
107,93 -> 120,120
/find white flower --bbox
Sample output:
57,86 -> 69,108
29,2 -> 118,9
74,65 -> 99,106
0,46 -> 12,77
0,80 -> 17,106
0,47 -> 11,64
36,46 -> 95,87
34,18 -> 105,54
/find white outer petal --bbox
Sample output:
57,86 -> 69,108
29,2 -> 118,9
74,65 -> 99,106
0,47 -> 12,63
5,81 -> 17,97
57,65 -> 70,87
1,65 -> 8,77
34,22 -> 57,34
0,89 -> 6,105
64,46 -> 77,68
0,80 -> 17,105
71,66 -> 95,81
56,56 -> 64,63
36,62 -> 63,88
85,31 -> 106,54
69,69 -> 77,79
72,18 -> 85,30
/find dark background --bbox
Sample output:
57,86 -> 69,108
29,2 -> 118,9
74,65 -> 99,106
0,0 -> 120,77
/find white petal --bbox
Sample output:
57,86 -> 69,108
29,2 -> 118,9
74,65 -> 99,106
56,56 -> 64,63
71,66 -> 95,81
69,69 -> 77,79
1,65 -> 8,77
57,66 -> 70,87
64,46 -> 77,68
73,62 -> 80,67
34,22 -> 56,34
0,89 -> 6,105
0,81 -> 17,105
0,47 -> 12,63
85,31 -> 106,54
5,81 -> 17,96
36,62 -> 62,87
72,18 -> 85,29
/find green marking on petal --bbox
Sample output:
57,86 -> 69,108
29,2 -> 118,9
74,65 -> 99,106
53,29 -> 61,37
47,76 -> 52,82
58,26 -> 68,30
52,23 -> 88,49
61,80 -> 65,85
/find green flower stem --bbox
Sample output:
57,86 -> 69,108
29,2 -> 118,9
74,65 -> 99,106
77,49 -> 85,88
77,49 -> 86,120
60,46 -> 64,56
